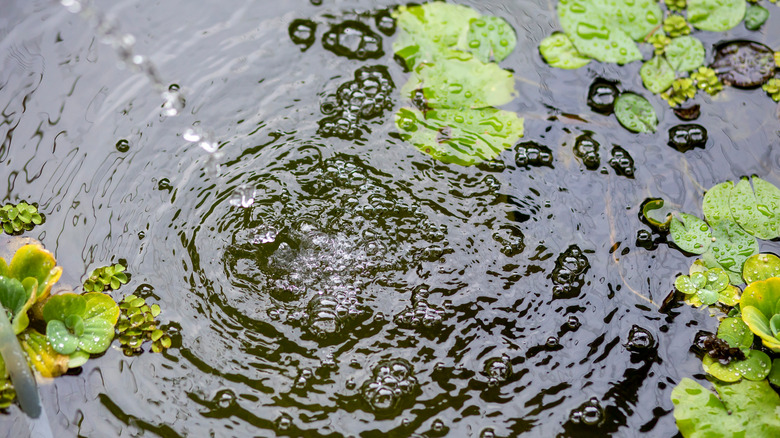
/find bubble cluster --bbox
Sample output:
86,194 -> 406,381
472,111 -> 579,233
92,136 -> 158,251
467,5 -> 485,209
608,146 -> 635,178
394,288 -> 444,330
305,289 -> 362,339
551,245 -> 590,298
667,124 -> 707,152
483,355 -> 512,386
573,134 -> 600,170
322,20 -> 383,60
228,184 -> 257,208
514,141 -> 553,168
361,359 -> 418,412
569,397 -> 605,426
587,79 -> 619,114
319,65 -> 395,139
492,224 -> 525,256
374,11 -> 397,36
289,19 -> 317,51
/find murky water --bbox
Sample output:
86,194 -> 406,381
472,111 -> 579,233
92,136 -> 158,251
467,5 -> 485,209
1,0 -> 779,436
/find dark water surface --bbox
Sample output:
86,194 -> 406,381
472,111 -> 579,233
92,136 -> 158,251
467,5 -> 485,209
1,0 -> 779,436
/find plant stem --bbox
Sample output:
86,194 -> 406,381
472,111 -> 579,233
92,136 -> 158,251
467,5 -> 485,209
0,308 -> 41,418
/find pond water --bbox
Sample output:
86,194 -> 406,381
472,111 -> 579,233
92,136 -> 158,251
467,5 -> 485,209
1,0 -> 779,436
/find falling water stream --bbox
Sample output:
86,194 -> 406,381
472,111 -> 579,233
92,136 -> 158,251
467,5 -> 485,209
1,0 -> 779,437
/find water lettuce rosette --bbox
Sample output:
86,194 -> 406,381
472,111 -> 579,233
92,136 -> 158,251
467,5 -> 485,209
740,277 -> 780,352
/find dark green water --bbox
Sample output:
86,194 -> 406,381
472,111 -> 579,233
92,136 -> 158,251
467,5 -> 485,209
1,0 -> 779,436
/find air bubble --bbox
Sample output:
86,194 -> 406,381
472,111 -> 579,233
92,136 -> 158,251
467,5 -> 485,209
228,184 -> 257,208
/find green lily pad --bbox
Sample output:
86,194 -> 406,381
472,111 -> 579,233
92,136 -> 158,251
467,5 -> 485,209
402,56 -> 517,109
392,2 -> 480,69
42,293 -> 87,324
743,253 -> 780,283
557,0 -> 661,64
670,213 -> 712,254
0,277 -> 37,334
83,292 -> 121,325
703,349 -> 771,382
466,16 -> 516,63
703,181 -> 734,226
729,177 -> 780,240
687,0 -> 746,32
717,317 -> 753,351
665,36 -> 705,72
671,378 -> 780,437
741,277 -> 780,351
640,56 -> 675,94
539,32 -> 591,69
614,93 -> 657,133
745,5 -> 770,31
78,318 -> 115,354
706,222 -> 759,284
395,106 -> 524,166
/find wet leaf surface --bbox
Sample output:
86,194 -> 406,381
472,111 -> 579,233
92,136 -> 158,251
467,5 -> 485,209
614,93 -> 658,133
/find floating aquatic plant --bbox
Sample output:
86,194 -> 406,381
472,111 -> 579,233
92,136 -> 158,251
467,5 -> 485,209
671,378 -> 780,437
663,15 -> 691,37
666,0 -> 687,11
42,292 -> 120,367
0,357 -> 14,410
392,3 -> 524,165
687,0 -> 746,32
614,93 -> 658,133
661,78 -> 696,107
745,4 -> 770,30
0,202 -> 43,235
0,277 -> 37,334
763,78 -> 780,102
674,265 -> 740,306
647,32 -> 671,56
539,32 -> 591,69
690,67 -> 723,96
743,253 -> 780,284
83,263 -> 128,292
740,277 -> 780,352
116,294 -> 170,355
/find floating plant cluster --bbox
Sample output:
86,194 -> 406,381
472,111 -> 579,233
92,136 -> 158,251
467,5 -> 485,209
645,176 -> 780,436
83,263 -> 129,292
542,0 -> 780,133
0,242 -> 171,412
0,202 -> 43,235
392,3 -> 524,165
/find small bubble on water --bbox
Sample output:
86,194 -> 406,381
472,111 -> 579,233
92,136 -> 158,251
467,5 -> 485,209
60,0 -> 83,14
275,413 -> 293,431
161,86 -> 185,116
115,139 -> 130,152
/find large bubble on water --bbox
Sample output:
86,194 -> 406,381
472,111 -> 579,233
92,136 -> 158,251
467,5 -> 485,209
360,358 -> 418,413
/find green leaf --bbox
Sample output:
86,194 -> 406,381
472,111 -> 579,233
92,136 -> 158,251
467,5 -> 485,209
640,56 -> 675,94
42,293 -> 86,323
743,253 -> 780,283
687,0 -> 746,32
735,350 -> 772,380
402,56 -> 517,109
697,288 -> 719,306
466,16 -> 516,63
769,359 -> 780,386
394,106 -> 524,166
67,351 -> 90,369
0,277 -> 36,334
568,26 -> 641,64
78,318 -> 114,354
614,93 -> 657,133
46,320 -> 79,355
392,2 -> 480,69
641,198 -> 674,230
771,314 -> 780,338
745,5 -> 769,31
539,32 -> 591,69
702,355 -> 741,382
703,181 -> 734,226
18,329 -> 69,377
6,244 -> 62,302
82,292 -> 120,325
719,285 -> 741,307
706,222 -> 758,284
671,378 -> 780,438
670,213 -> 712,254
717,317 -> 753,350
557,0 -> 661,64
665,36 -> 705,72
729,177 -> 780,240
